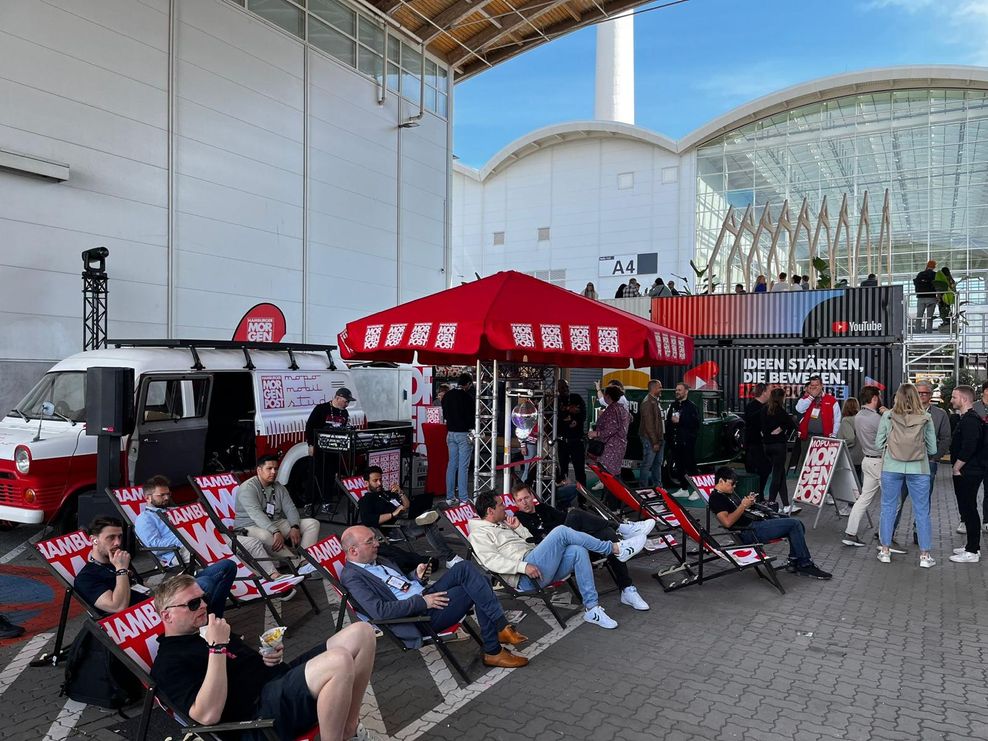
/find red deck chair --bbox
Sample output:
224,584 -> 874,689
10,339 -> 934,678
91,598 -> 317,740
30,530 -> 110,665
107,486 -> 189,575
158,502 -> 308,625
337,474 -> 436,550
651,488 -> 785,594
302,534 -> 481,686
441,502 -> 577,628
587,464 -> 680,540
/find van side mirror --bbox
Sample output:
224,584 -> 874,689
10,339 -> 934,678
41,401 -> 55,417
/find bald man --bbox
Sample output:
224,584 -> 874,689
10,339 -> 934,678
339,526 -> 529,669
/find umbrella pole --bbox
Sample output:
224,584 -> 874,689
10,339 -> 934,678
502,386 -> 512,496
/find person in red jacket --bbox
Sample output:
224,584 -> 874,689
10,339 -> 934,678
792,376 -> 842,475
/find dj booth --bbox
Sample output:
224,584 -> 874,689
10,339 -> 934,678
313,422 -> 413,523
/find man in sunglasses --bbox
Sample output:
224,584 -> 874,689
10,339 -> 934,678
74,516 -> 236,617
152,574 -> 377,741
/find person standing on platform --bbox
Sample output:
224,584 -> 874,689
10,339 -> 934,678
743,383 -> 771,498
667,382 -> 701,480
894,381 -> 950,544
914,260 -> 938,332
876,384 -> 937,568
557,379 -> 588,488
842,386 -> 886,548
441,373 -> 475,505
771,272 -> 790,292
948,385 -> 986,563
637,380 -> 664,488
305,387 -> 355,516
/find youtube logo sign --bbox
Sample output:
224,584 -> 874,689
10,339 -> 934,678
832,321 -> 849,333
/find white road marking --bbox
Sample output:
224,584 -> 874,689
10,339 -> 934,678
42,698 -> 87,741
0,633 -> 53,699
0,528 -> 46,564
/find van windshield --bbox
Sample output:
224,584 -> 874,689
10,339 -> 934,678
15,372 -> 88,422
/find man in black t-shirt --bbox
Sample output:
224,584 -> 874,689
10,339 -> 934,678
707,467 -> 831,580
357,466 -> 462,568
557,379 -> 588,487
441,373 -> 476,504
151,574 -> 376,741
305,387 -> 355,514
512,484 -> 654,610
666,383 -> 700,479
73,517 -> 151,616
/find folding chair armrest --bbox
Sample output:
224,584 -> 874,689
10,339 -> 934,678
373,615 -> 432,626
185,718 -> 276,735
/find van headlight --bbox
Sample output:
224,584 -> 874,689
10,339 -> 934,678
14,446 -> 30,474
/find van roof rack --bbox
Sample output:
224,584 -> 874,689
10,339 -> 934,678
107,339 -> 338,371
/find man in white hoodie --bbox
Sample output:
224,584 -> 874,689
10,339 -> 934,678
468,492 -> 645,629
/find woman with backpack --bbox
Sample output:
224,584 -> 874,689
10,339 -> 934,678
875,383 -> 938,567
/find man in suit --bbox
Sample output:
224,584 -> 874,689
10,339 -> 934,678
339,525 -> 529,669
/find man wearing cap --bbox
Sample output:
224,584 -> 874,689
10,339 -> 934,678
305,388 -> 356,516
914,260 -> 938,332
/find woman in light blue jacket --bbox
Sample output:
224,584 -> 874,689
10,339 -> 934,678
875,383 -> 937,568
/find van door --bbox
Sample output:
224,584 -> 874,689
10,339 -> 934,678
129,374 -> 211,484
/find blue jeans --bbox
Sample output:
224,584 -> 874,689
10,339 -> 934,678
638,436 -> 664,488
739,517 -> 811,566
426,561 -> 507,654
517,525 -> 611,609
446,431 -> 472,501
197,559 -> 237,618
893,460 -> 936,534
880,470 -> 932,552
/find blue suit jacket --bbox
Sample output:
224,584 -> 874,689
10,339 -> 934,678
340,558 -> 430,647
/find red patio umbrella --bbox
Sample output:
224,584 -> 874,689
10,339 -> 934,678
337,271 -> 692,368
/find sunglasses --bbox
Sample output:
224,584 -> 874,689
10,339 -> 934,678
164,595 -> 205,611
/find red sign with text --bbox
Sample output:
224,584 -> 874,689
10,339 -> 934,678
233,303 -> 287,343
793,437 -> 842,506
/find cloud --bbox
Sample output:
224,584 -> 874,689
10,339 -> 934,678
863,0 -> 988,65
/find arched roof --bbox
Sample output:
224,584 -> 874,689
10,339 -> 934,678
459,66 -> 988,181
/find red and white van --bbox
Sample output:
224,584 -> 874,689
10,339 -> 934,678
0,341 -> 363,530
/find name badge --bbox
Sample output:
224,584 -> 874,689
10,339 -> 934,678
810,408 -> 821,419
132,584 -> 150,595
265,502 -> 276,517
385,575 -> 411,592
388,498 -> 402,509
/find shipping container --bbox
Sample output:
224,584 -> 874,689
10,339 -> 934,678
652,286 -> 904,344
655,344 -> 903,413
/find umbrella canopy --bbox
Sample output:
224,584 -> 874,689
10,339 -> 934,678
337,271 -> 692,368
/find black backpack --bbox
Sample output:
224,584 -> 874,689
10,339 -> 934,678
913,271 -> 934,295
61,628 -> 144,709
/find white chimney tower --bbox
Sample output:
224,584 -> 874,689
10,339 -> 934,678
594,10 -> 635,124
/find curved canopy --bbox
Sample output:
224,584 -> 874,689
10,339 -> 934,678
338,270 -> 693,368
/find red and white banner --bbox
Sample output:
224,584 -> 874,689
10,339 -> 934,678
192,472 -> 240,529
306,535 -> 346,580
410,366 -> 433,457
233,302 -> 287,343
686,473 -> 717,503
339,476 -> 369,502
443,502 -> 478,539
99,598 -> 163,674
35,531 -> 91,585
368,449 -> 401,490
164,503 -> 299,599
111,487 -> 146,526
793,438 -> 844,507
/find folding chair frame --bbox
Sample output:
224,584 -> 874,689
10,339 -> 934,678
651,488 -> 785,595
301,539 -> 483,686
106,487 -> 191,580
440,505 -> 578,629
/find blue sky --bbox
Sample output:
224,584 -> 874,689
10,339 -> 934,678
452,0 -> 988,167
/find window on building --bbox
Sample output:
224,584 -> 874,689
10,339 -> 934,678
662,166 -> 678,184
617,172 -> 634,190
248,0 -> 304,37
537,227 -> 550,241
493,231 -> 505,245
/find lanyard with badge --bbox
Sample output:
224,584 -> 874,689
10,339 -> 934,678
264,486 -> 277,518
810,396 -> 822,420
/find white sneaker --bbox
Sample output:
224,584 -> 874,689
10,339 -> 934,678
919,554 -> 936,568
583,605 -> 618,629
349,722 -> 378,741
445,555 -> 464,568
877,550 -> 891,564
615,534 -> 646,562
617,520 -> 656,539
957,521 -> 967,534
620,586 -> 649,611
415,510 -> 440,526
983,523 -> 988,534
953,547 -> 973,554
781,504 -> 802,515
949,550 -> 981,563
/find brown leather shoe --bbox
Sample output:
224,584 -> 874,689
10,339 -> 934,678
497,625 -> 528,645
483,649 -> 529,668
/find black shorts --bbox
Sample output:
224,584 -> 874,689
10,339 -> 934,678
249,643 -> 325,740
